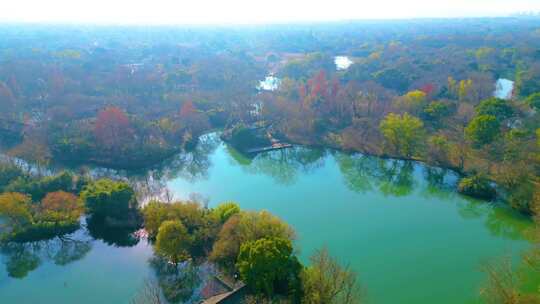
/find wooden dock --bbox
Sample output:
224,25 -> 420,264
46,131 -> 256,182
245,142 -> 292,154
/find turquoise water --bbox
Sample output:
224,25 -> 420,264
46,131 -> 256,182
0,135 -> 534,303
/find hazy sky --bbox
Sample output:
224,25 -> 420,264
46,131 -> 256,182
3,0 -> 540,25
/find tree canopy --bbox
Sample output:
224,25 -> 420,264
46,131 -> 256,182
237,237 -> 300,296
465,115 -> 500,147
155,220 -> 192,265
80,179 -> 135,219
380,113 -> 425,157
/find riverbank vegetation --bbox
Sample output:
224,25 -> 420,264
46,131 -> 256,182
0,19 -> 539,214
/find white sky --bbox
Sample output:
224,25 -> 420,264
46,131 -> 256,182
2,0 -> 540,25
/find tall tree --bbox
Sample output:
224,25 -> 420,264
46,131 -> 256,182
236,237 -> 300,296
155,220 -> 192,265
302,248 -> 362,304
465,115 -> 500,147
94,107 -> 133,152
379,113 -> 425,157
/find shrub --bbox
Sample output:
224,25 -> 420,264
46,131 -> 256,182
458,174 -> 496,200
80,179 -> 135,219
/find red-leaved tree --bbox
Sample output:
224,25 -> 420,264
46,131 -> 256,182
94,107 -> 133,151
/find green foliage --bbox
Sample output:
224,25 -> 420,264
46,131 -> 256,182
525,92 -> 540,110
212,202 -> 240,223
422,101 -> 451,125
465,115 -> 500,146
142,200 -> 220,258
402,90 -> 427,110
0,162 -> 25,192
476,98 -> 513,121
475,47 -> 495,60
458,174 -> 496,200
427,134 -> 451,165
228,124 -> 271,152
142,200 -> 211,237
281,53 -> 333,80
379,113 -> 425,157
155,220 -> 192,264
237,237 -> 301,296
0,191 -> 81,242
5,171 -> 76,201
372,68 -> 410,92
505,176 -> 539,215
516,67 -> 540,97
80,179 -> 135,219
210,210 -> 295,270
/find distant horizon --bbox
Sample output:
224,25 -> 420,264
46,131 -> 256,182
2,15 -> 540,28
2,0 -> 540,26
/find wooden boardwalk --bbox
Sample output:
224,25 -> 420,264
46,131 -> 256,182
245,142 -> 292,154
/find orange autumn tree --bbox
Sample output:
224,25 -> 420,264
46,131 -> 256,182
94,107 -> 133,152
40,191 -> 84,223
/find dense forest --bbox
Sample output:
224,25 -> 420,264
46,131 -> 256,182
0,18 -> 540,303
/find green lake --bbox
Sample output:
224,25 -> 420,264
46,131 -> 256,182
0,134 -> 535,303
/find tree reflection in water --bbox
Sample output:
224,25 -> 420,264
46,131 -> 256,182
0,230 -> 92,279
420,166 -> 456,200
229,146 -> 327,185
148,255 -> 220,304
126,134 -> 220,204
86,215 -> 141,248
335,153 -> 416,196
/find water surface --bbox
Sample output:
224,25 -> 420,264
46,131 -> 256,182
0,136 -> 534,303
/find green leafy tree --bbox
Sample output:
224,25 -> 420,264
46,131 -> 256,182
476,98 -> 513,121
142,200 -> 171,238
0,163 -> 24,192
401,90 -> 427,113
210,210 -> 295,270
142,200 -> 211,237
465,115 -> 500,146
142,200 -> 219,258
526,92 -> 540,110
379,113 -> 425,157
237,237 -> 300,296
372,68 -> 410,92
422,101 -> 450,126
212,202 -> 240,223
80,179 -> 135,219
5,171 -> 75,201
457,174 -> 496,200
155,220 -> 192,265
427,134 -> 451,165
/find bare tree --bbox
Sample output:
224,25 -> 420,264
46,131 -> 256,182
302,248 -> 363,304
130,279 -> 165,304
